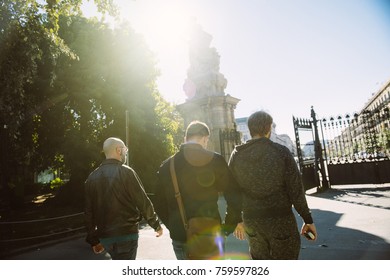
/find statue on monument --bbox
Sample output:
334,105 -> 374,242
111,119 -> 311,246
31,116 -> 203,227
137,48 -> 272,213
183,21 -> 227,100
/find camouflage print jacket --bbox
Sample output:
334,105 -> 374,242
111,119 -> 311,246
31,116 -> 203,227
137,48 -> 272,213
228,137 -> 313,224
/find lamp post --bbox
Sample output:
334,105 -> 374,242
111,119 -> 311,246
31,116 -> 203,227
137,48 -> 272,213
125,110 -> 130,166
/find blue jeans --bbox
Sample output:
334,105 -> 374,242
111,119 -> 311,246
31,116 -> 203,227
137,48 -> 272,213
101,236 -> 138,260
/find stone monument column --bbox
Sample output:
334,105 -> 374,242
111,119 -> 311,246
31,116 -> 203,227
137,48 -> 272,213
177,22 -> 241,161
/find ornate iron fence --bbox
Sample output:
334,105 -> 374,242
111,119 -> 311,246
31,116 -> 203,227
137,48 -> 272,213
321,107 -> 390,163
294,104 -> 390,188
320,105 -> 390,185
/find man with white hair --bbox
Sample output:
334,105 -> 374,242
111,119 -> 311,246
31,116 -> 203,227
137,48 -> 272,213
85,137 -> 163,260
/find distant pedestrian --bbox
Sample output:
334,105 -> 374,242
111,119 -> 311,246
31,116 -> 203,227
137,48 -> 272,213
229,110 -> 317,259
154,121 -> 242,259
84,137 -> 163,260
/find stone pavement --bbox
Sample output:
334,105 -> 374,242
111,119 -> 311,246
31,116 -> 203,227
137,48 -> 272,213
5,184 -> 390,260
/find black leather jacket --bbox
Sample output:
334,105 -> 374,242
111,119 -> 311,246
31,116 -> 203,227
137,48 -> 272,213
85,159 -> 161,246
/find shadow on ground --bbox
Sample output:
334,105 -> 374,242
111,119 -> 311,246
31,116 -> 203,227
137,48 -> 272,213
299,208 -> 390,260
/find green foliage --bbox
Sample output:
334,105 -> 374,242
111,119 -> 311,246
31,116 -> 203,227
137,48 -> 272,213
50,177 -> 65,190
0,0 -> 183,206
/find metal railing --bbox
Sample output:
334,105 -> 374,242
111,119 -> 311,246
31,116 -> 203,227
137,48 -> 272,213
0,212 -> 85,244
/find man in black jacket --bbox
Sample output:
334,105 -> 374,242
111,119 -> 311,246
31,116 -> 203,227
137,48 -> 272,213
154,121 -> 242,259
85,137 -> 163,260
229,110 -> 317,259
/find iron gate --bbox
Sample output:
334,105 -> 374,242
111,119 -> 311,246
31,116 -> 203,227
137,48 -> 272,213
293,107 -> 330,191
294,106 -> 390,189
219,128 -> 241,162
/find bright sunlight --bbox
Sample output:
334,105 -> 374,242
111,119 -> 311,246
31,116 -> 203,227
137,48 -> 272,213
81,0 -> 195,103
115,0 -> 194,103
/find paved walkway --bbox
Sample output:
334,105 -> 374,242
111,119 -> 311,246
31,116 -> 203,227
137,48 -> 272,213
5,184 -> 390,260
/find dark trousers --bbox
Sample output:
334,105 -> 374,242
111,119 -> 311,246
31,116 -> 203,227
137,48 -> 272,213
244,213 -> 301,260
172,240 -> 188,260
172,237 -> 225,260
101,239 -> 138,260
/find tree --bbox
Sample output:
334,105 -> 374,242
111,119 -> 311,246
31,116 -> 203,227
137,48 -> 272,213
49,17 -> 183,203
0,0 -> 76,203
1,2 -> 183,208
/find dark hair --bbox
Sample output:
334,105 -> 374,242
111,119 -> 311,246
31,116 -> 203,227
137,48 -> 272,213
248,111 -> 273,137
185,121 -> 210,139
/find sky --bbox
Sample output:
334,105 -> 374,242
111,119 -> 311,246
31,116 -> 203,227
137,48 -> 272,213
83,0 -> 390,138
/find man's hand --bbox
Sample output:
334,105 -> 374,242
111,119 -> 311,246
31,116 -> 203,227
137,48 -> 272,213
233,222 -> 246,240
92,243 -> 105,254
155,227 -> 163,237
301,223 -> 318,241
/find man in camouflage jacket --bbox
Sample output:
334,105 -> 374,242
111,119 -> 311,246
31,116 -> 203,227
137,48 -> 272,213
228,110 -> 317,259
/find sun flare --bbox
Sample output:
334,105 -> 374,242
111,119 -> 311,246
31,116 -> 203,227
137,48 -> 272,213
117,0 -> 192,52
144,8 -> 190,50
82,0 -> 200,102
115,0 -> 193,101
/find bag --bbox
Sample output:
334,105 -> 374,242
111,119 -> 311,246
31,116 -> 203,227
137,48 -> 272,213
170,157 -> 223,260
186,217 -> 222,260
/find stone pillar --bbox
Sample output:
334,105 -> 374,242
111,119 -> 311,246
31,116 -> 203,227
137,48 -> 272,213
178,21 -> 241,161
177,94 -> 240,160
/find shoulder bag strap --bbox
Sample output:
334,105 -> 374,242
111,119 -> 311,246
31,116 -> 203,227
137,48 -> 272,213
170,156 -> 188,230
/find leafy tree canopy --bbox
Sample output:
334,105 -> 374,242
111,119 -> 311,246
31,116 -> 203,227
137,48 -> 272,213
0,0 -> 183,207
